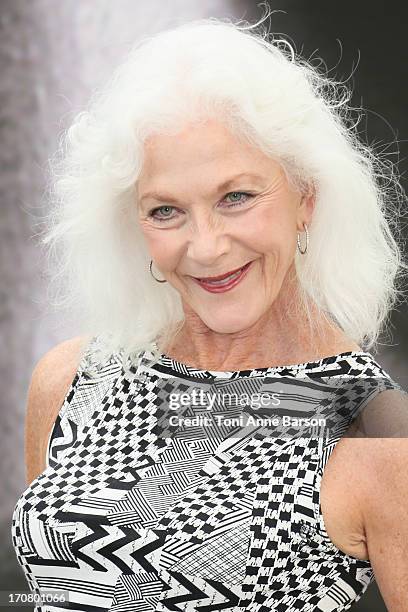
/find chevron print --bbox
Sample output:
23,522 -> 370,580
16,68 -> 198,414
11,336 -> 405,611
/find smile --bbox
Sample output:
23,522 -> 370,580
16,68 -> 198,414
191,260 -> 254,293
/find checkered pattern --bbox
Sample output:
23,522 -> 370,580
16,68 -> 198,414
11,337 -> 405,611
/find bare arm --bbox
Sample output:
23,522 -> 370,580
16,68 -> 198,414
24,335 -> 89,485
350,390 -> 408,610
360,437 -> 408,610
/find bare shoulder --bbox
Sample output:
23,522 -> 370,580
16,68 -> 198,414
349,387 -> 408,494
319,385 -> 408,561
321,389 -> 408,559
24,335 -> 91,485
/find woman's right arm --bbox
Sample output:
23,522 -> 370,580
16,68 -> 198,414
24,336 -> 88,485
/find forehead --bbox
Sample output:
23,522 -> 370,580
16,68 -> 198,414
138,118 -> 282,189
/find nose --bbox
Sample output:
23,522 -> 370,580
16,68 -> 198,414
186,214 -> 231,267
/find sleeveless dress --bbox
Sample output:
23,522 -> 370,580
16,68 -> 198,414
11,337 -> 404,612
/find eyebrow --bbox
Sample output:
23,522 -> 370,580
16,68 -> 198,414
138,172 -> 265,204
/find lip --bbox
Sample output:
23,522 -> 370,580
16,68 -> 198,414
191,260 -> 254,293
193,262 -> 251,282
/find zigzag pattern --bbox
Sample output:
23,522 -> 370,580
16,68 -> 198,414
11,338 -> 404,611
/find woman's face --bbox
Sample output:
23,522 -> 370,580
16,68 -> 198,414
137,118 -> 314,334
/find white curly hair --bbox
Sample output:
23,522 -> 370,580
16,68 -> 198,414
38,11 -> 408,376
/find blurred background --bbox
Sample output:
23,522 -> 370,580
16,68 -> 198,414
1,1 -> 407,610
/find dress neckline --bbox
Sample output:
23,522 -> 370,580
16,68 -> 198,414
142,346 -> 374,379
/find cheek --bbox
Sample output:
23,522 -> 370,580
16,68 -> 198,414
138,222 -> 184,269
240,203 -> 296,255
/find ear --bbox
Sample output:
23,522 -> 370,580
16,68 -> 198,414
297,183 -> 316,230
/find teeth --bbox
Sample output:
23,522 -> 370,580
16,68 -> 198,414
200,267 -> 243,285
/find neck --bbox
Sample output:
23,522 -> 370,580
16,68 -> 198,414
158,280 -> 356,371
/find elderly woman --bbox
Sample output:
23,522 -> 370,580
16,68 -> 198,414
12,15 -> 408,612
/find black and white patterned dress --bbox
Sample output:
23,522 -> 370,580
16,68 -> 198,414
11,337 -> 404,611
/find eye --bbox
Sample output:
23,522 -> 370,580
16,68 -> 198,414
222,191 -> 253,208
148,205 -> 177,222
147,191 -> 254,223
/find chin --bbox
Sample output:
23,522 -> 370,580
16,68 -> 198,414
194,306 -> 263,335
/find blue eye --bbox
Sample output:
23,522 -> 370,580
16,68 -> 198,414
223,191 -> 253,207
148,191 -> 253,223
148,205 -> 176,222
